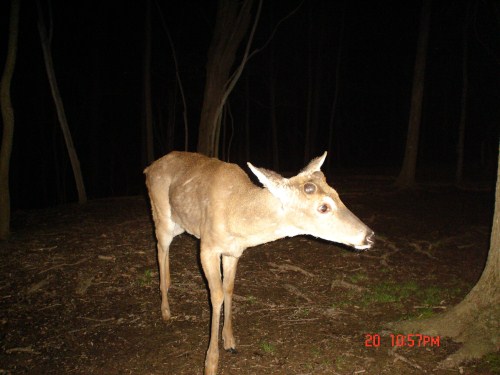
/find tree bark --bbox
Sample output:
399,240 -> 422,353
389,142 -> 500,368
197,0 -> 258,157
156,1 -> 189,151
37,1 -> 87,204
0,0 -> 20,240
395,0 -> 431,188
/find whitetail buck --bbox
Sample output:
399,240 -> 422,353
144,151 -> 374,375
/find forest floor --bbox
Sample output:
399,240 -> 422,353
1,177 -> 499,375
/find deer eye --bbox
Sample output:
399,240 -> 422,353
304,182 -> 316,194
317,203 -> 330,213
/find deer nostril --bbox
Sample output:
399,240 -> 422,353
366,231 -> 375,244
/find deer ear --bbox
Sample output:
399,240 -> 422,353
247,163 -> 289,201
300,151 -> 327,175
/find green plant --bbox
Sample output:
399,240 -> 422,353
484,352 -> 500,374
296,307 -> 310,317
260,341 -> 275,354
311,346 -> 321,357
416,308 -> 435,319
420,286 -> 442,305
364,281 -> 443,305
335,355 -> 347,370
348,272 -> 368,283
362,282 -> 402,304
246,295 -> 257,304
137,269 -> 154,286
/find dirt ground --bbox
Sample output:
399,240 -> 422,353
1,177 -> 499,374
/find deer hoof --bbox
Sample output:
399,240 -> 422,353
161,310 -> 171,321
226,348 -> 238,354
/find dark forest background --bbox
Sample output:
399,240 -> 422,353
1,0 -> 499,209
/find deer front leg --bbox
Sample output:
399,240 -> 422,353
201,247 -> 223,375
222,255 -> 239,352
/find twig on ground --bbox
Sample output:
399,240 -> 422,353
268,262 -> 316,278
330,279 -> 366,292
388,348 -> 425,372
38,257 -> 90,275
410,242 -> 439,260
6,346 -> 41,355
362,235 -> 400,267
283,283 -> 312,303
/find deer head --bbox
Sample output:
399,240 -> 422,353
248,152 -> 374,250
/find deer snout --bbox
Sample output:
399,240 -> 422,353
366,230 -> 375,246
354,229 -> 375,250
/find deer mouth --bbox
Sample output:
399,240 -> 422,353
353,231 -> 375,250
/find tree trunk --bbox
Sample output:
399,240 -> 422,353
156,1 -> 189,151
395,0 -> 431,188
197,0 -> 258,157
37,1 -> 87,204
389,142 -> 500,367
0,0 -> 20,240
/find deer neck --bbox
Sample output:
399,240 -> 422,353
227,185 -> 299,247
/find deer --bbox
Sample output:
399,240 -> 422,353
144,151 -> 374,375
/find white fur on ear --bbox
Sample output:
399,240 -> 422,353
247,163 -> 281,185
247,162 -> 289,203
300,151 -> 327,175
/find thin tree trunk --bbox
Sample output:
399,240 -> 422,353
156,2 -> 188,151
396,0 -> 431,188
0,0 -> 20,240
221,104 -> 227,160
226,102 -> 235,161
143,0 -> 154,164
37,1 -> 87,203
197,0 -> 261,157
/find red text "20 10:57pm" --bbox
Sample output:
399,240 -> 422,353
365,333 -> 440,348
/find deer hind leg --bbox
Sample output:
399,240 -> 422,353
150,199 -> 176,321
222,255 -> 239,352
200,246 -> 223,375
157,227 -> 174,321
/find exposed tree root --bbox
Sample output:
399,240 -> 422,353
436,335 -> 497,369
388,347 -> 424,372
387,291 -> 500,369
